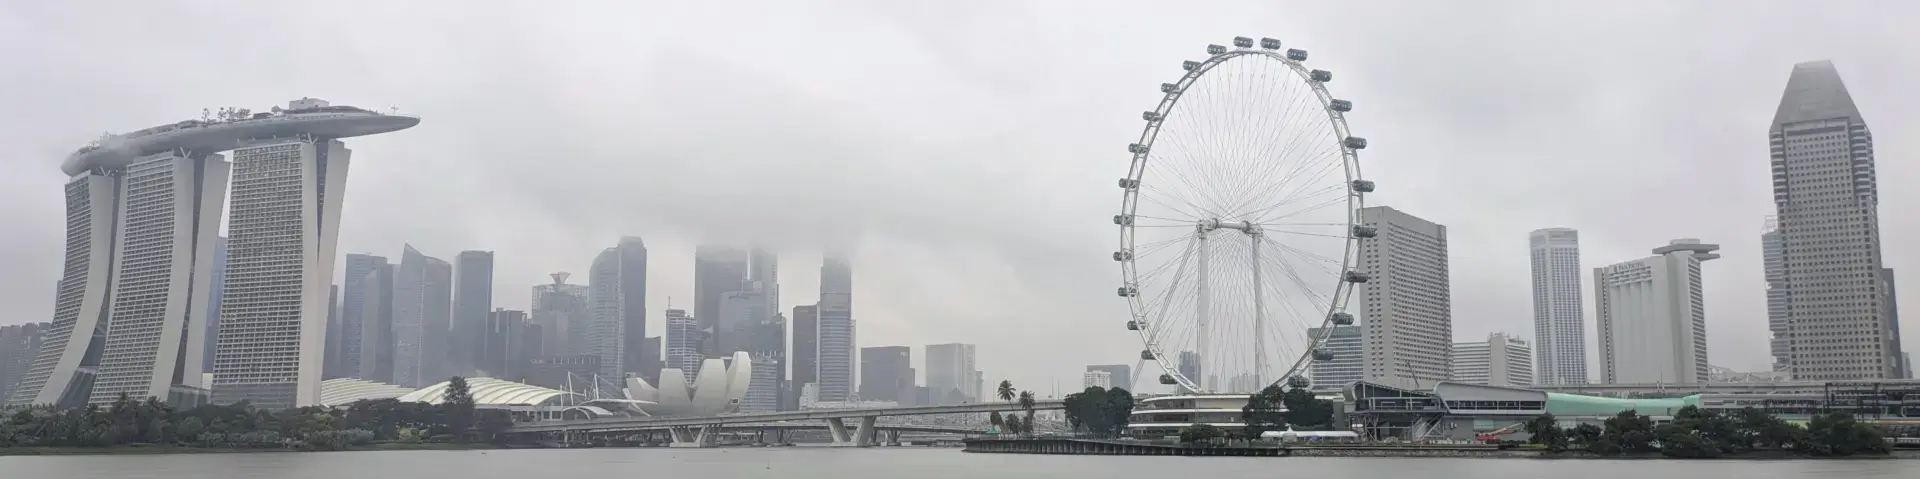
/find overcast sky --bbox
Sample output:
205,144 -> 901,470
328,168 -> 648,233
2,0 -> 1915,394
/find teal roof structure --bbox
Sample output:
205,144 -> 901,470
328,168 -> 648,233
1544,393 -> 1700,417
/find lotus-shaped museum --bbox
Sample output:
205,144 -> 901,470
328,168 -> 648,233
615,351 -> 753,417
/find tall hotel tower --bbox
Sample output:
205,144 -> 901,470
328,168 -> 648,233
8,98 -> 417,408
1769,61 -> 1904,380
1529,228 -> 1587,385
1355,206 -> 1451,388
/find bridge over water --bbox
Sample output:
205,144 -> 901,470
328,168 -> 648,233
507,400 -> 1065,447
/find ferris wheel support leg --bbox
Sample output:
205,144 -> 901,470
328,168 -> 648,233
1195,228 -> 1211,392
1251,234 -> 1266,388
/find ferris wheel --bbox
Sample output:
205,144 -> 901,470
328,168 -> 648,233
1115,37 -> 1374,394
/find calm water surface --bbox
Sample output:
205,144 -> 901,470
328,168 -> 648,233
2,447 -> 1914,478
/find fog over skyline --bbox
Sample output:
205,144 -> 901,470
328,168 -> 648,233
2,0 -> 1916,392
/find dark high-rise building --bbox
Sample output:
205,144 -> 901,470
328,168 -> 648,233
323,285 -> 342,379
485,308 -> 536,381
393,244 -> 452,388
789,305 -> 818,409
860,346 -> 912,403
452,250 -> 494,377
615,237 -> 651,384
816,253 -> 855,402
0,323 -> 50,402
528,354 -> 601,391
339,253 -> 388,380
693,245 -> 749,358
202,236 -> 227,374
357,264 -> 396,383
1086,364 -> 1132,392
531,272 -> 590,358
1769,60 -> 1901,379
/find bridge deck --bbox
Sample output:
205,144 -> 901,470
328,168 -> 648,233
507,400 -> 1064,433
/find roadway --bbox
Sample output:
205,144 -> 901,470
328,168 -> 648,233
507,400 -> 1065,434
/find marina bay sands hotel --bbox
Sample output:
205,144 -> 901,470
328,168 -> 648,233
5,98 -> 419,410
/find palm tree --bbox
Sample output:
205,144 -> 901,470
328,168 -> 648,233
997,380 -> 1016,402
1018,390 -> 1037,436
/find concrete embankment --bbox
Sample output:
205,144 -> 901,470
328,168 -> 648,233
963,438 -> 1920,459
961,438 -> 1530,457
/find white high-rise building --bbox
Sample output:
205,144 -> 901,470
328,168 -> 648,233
1769,60 -> 1903,380
587,248 -> 626,379
925,343 -> 978,404
10,99 -> 415,409
1528,228 -> 1587,385
1082,370 -> 1113,390
8,175 -> 125,407
1450,333 -> 1534,387
1595,239 -> 1719,385
1307,325 -> 1362,392
85,152 -> 229,406
1355,206 -> 1451,387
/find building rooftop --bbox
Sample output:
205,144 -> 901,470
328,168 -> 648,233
62,98 -> 418,176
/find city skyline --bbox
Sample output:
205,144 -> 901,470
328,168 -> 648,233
4,1 -> 1920,396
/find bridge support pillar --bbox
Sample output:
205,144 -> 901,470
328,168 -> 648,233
667,424 -> 717,448
885,429 -> 901,446
853,416 -> 879,447
825,418 -> 853,445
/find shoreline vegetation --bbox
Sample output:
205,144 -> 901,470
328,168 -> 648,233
1,376 -> 513,455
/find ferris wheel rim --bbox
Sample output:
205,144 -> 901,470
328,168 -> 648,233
1116,43 -> 1369,394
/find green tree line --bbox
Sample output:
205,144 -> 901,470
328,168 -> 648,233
0,376 -> 512,451
1522,406 -> 1892,457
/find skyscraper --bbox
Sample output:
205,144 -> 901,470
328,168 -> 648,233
212,99 -> 417,409
1770,60 -> 1901,380
323,285 -> 342,379
9,172 -> 118,408
391,245 -> 453,388
613,237 -> 651,385
452,251 -> 494,377
789,304 -> 818,409
483,308 -> 536,381
663,308 -> 700,380
1762,217 -> 1790,373
1083,371 -> 1113,390
1085,364 -> 1131,392
1305,326 -> 1362,392
925,343 -> 977,404
587,248 -> 626,379
15,99 -> 412,409
861,346 -> 911,403
531,272 -> 590,358
693,245 -> 749,358
337,254 -> 387,380
1529,228 -> 1587,385
1176,350 -> 1201,392
1356,206 -> 1451,387
816,253 -> 855,402
0,323 -> 49,403
356,264 -> 396,383
1450,333 -> 1534,387
742,312 -> 788,412
1595,239 -> 1719,385
201,236 -> 226,375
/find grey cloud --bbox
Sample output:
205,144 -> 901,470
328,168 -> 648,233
2,0 -> 1915,391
